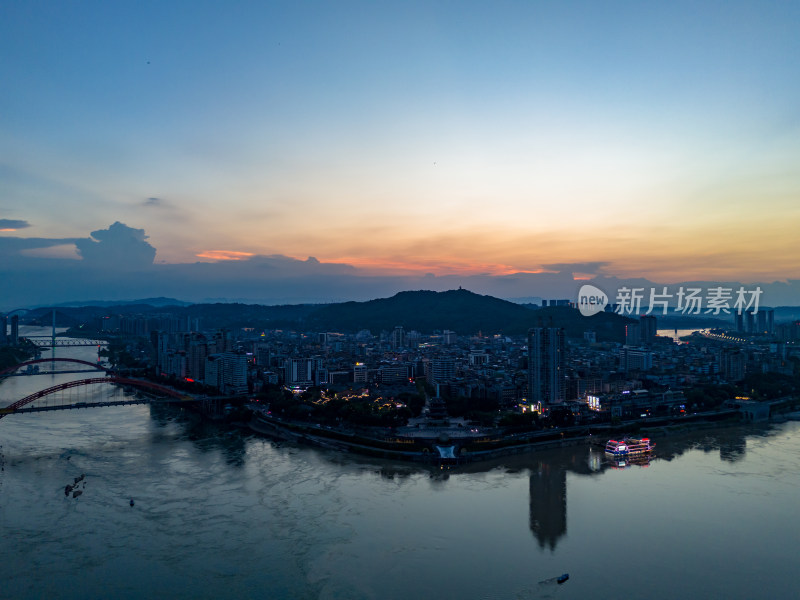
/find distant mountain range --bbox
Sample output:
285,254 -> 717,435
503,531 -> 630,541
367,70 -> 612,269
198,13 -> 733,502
47,297 -> 193,308
25,289 -> 642,341
26,288 -> 799,341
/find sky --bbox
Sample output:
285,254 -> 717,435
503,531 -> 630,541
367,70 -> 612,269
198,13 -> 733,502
2,1 -> 799,307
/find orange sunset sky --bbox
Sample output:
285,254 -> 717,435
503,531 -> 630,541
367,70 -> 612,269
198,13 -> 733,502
2,2 -> 799,285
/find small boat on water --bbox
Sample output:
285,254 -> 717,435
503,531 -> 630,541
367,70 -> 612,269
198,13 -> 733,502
557,574 -> 569,584
130,498 -> 135,507
605,437 -> 654,457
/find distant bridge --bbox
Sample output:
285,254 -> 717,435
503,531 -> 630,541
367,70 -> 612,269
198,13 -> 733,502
0,358 -> 111,378
22,336 -> 109,348
0,376 -> 196,419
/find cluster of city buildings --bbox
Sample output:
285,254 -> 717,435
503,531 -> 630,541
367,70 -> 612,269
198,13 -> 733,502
2,303 -> 792,421
76,305 -> 799,425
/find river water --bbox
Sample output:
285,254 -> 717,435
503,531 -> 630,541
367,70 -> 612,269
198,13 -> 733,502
657,328 -> 700,342
1,328 -> 799,599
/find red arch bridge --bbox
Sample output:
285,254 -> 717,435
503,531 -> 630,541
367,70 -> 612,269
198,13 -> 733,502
0,365 -> 197,419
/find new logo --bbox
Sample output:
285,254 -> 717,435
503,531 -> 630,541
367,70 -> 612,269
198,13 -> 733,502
577,284 -> 608,317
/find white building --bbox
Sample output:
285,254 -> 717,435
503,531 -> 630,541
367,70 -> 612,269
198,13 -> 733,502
206,352 -> 248,395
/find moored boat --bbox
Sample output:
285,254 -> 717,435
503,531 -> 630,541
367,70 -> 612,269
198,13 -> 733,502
605,437 -> 654,457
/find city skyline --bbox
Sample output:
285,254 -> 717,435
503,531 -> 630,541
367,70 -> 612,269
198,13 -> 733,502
2,2 -> 799,299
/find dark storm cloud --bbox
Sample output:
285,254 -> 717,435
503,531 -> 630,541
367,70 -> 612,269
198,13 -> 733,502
0,218 -> 31,230
75,221 -> 156,269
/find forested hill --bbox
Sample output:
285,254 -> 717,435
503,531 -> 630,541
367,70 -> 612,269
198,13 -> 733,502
305,289 -> 632,340
306,289 -> 532,334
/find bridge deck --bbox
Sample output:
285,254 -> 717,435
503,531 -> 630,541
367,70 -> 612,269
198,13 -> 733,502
1,397 -> 198,415
22,337 -> 109,347
2,369 -> 105,377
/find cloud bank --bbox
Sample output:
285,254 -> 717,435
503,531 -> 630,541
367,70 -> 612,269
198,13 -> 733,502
74,222 -> 156,269
0,219 -> 32,231
1,222 -> 799,311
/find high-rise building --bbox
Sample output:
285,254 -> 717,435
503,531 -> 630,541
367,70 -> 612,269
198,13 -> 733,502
155,331 -> 171,373
163,350 -> 187,378
378,363 -> 410,384
625,323 -> 641,345
527,327 -> 565,406
775,321 -> 800,341
10,315 -> 19,346
184,334 -> 208,381
206,352 -> 248,394
619,346 -> 654,372
734,311 -> 745,333
756,309 -> 774,335
205,354 -> 221,388
469,352 -> 488,367
254,343 -> 271,367
720,348 -> 745,381
284,358 -> 313,386
210,329 -> 231,354
431,358 -> 456,384
639,315 -> 657,344
391,326 -> 405,350
353,362 -> 368,384
744,310 -> 755,334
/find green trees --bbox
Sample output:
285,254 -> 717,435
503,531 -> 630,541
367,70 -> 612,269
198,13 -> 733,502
740,373 -> 800,401
0,344 -> 35,371
684,384 -> 737,410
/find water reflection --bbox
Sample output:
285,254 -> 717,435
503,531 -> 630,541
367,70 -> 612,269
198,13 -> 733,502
244,416 -> 763,555
147,403 -> 249,467
528,462 -> 566,550
651,426 -> 758,464
299,423 -> 760,552
719,437 -> 747,463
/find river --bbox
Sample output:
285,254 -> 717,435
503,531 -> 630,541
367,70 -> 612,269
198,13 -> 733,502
657,328 -> 701,342
1,328 -> 798,599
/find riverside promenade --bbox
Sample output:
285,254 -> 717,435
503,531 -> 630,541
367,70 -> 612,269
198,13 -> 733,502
245,403 -> 746,465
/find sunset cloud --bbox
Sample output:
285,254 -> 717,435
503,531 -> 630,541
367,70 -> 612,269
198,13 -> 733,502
196,250 -> 255,261
0,218 -> 31,231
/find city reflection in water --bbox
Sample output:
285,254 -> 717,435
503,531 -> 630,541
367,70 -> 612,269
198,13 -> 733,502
450,424 -> 759,552
529,461 -> 566,550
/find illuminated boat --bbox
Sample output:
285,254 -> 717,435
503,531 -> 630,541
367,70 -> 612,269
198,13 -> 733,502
605,437 -> 654,457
